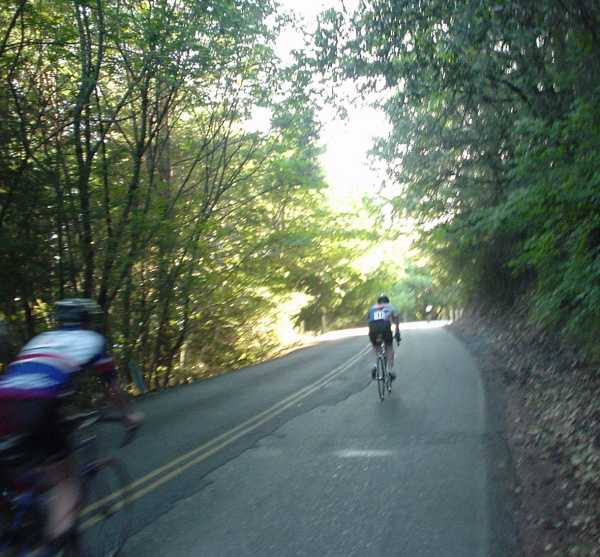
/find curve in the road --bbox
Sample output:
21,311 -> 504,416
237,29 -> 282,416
80,344 -> 370,529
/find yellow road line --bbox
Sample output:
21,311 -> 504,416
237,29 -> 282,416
81,345 -> 369,525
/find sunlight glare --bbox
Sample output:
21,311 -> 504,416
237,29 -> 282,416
277,0 -> 390,207
245,106 -> 272,134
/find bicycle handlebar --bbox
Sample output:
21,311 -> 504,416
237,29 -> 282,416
119,423 -> 140,448
64,410 -> 140,448
97,411 -> 140,448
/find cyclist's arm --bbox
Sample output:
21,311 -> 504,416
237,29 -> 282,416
389,307 -> 401,340
105,377 -> 143,428
388,305 -> 401,326
92,350 -> 143,428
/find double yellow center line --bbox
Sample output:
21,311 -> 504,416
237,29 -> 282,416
81,345 -> 369,529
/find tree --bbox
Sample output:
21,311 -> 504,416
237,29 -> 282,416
313,0 -> 600,354
0,0 -> 365,386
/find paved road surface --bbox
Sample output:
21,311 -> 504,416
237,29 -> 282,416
92,323 -> 518,556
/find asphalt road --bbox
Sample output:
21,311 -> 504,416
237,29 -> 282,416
92,323 -> 519,557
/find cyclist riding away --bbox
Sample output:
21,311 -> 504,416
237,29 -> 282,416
367,294 -> 401,381
0,298 -> 143,555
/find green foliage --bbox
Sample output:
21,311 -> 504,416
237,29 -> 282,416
499,92 -> 600,347
296,256 -> 449,331
315,0 -> 600,356
0,0 -> 371,387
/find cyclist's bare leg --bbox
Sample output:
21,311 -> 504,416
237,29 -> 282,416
43,456 -> 81,543
369,343 -> 385,378
385,344 -> 395,370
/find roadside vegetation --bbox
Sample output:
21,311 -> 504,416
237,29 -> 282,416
0,1 -> 445,387
0,0 -> 338,385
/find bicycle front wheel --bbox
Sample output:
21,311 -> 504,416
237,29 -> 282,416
0,492 -> 15,556
0,489 -> 44,557
77,457 -> 132,557
376,356 -> 386,401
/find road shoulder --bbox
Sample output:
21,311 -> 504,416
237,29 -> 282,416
450,317 -> 599,557
447,322 -> 522,557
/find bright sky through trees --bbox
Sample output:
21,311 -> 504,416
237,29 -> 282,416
277,0 -> 390,206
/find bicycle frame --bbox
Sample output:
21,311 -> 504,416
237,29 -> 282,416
0,411 -> 133,556
0,476 -> 44,556
374,337 -> 392,401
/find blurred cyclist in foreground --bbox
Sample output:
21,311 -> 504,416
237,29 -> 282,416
367,294 -> 401,381
0,298 -> 143,554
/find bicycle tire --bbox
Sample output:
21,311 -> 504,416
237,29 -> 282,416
0,493 -> 15,556
376,355 -> 386,401
0,488 -> 44,557
76,457 -> 132,557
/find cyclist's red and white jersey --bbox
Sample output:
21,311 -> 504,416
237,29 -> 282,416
0,328 -> 116,399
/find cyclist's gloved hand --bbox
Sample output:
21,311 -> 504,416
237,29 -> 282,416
120,411 -> 143,447
124,411 -> 144,430
394,331 -> 401,345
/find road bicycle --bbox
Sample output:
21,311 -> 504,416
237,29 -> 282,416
0,411 -> 135,557
373,332 -> 401,401
374,334 -> 393,401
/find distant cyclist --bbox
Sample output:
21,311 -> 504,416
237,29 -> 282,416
0,298 -> 143,554
367,294 -> 401,381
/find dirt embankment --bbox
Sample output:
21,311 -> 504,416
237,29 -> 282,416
452,311 -> 599,557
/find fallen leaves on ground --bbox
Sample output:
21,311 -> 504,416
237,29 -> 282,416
452,310 -> 600,557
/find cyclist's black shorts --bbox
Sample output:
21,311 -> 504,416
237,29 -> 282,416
0,398 -> 70,465
368,320 -> 393,347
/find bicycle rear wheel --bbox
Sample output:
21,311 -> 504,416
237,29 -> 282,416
376,356 -> 386,401
76,457 -> 132,557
